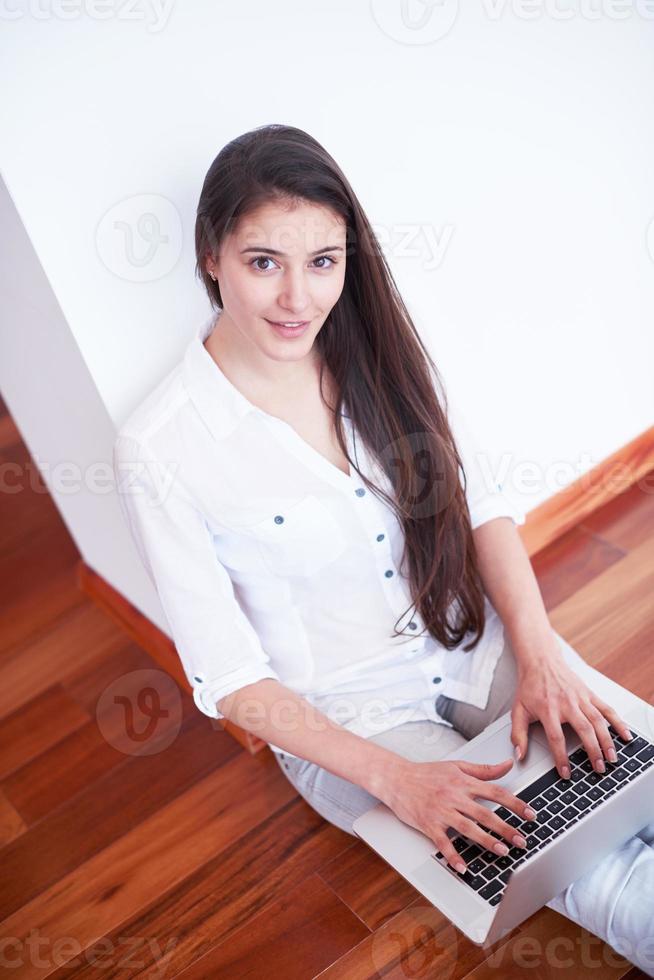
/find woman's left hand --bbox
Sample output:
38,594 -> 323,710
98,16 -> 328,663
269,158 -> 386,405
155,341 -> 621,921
510,635 -> 633,779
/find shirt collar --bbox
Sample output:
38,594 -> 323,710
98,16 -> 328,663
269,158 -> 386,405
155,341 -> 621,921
182,311 -> 349,444
182,311 -> 264,441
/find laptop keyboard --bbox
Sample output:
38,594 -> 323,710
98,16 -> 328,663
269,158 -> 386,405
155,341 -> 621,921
432,724 -> 654,907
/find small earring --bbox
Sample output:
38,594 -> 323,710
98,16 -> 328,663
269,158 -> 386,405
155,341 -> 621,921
209,271 -> 216,282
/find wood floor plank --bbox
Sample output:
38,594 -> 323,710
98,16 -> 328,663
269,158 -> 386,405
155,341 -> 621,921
0,684 -> 90,781
580,477 -> 654,553
531,524 -> 625,612
173,873 -> 370,980
0,789 -> 26,846
49,801 -> 357,979
316,839 -> 418,932
0,600 -> 132,719
0,705 -> 240,920
0,752 -> 299,978
549,535 -> 654,669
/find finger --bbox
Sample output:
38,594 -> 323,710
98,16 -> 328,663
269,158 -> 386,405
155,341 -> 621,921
434,831 -> 468,874
469,802 -> 528,850
482,782 -> 537,822
572,703 -> 611,771
568,706 -> 605,773
456,814 -> 514,857
583,702 -> 617,766
541,712 -> 571,779
511,701 -> 530,762
590,695 -> 633,744
456,757 -> 513,779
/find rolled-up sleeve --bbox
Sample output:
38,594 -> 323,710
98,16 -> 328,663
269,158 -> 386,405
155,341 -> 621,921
113,432 -> 281,719
446,400 -> 527,530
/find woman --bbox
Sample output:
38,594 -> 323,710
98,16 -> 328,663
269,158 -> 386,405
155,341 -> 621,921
114,123 -> 654,974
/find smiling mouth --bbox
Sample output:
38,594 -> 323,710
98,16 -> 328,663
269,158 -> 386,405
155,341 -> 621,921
266,319 -> 310,327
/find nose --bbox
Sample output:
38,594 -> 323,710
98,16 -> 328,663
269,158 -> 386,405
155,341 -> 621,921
278,268 -> 310,315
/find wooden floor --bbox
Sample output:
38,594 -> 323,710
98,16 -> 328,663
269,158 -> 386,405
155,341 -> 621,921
1,392 -> 652,979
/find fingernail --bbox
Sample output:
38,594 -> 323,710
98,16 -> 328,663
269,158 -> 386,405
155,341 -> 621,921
561,766 -> 570,779
494,842 -> 509,855
456,862 -> 466,873
595,758 -> 605,773
514,745 -> 522,761
525,806 -> 537,819
608,748 -> 618,763
512,834 -> 527,848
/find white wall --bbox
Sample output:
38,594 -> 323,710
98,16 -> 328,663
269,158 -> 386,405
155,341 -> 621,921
1,1 -> 652,630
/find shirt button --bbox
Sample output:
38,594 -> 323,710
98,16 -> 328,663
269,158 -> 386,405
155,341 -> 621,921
355,488 -> 366,497
274,515 -> 284,524
385,569 -> 394,578
432,676 -> 442,684
376,533 -> 385,542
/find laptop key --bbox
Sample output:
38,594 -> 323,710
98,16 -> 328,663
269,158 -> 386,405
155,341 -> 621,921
517,767 -> 561,803
636,744 -> 654,764
570,768 -> 586,782
543,787 -> 559,802
481,864 -> 500,880
479,879 -> 503,900
535,824 -> 553,841
585,771 -> 602,785
572,796 -> 593,812
521,820 -> 539,834
549,814 -> 565,830
506,815 -> 521,828
625,758 -> 642,773
495,806 -> 512,820
530,795 -> 548,810
561,806 -> 578,820
489,893 -> 502,906
587,786 -> 603,801
569,748 -> 587,765
499,868 -> 513,883
548,800 -> 565,814
561,790 -> 577,805
526,835 -> 540,850
460,871 -> 486,890
622,736 -> 648,757
460,845 -> 483,862
468,858 -> 486,875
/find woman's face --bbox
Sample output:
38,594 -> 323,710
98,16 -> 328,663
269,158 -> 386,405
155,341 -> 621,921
207,199 -> 347,367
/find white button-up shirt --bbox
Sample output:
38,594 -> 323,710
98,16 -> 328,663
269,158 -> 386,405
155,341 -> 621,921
113,312 -> 526,760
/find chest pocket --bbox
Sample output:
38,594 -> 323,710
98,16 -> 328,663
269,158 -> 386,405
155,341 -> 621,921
248,493 -> 349,578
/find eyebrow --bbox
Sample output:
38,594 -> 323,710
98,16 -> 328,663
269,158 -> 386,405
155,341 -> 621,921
240,245 -> 345,257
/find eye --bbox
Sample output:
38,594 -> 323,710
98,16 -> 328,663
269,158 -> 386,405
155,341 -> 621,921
248,254 -> 338,272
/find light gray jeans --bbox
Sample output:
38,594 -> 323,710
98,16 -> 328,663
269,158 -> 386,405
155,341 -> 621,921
275,630 -> 654,975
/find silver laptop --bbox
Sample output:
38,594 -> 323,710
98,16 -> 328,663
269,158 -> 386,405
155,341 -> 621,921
353,652 -> 654,948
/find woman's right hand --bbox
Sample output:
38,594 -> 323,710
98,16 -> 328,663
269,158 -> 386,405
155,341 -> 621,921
378,756 -> 538,873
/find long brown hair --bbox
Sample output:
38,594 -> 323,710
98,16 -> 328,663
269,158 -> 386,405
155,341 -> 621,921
194,123 -> 487,653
